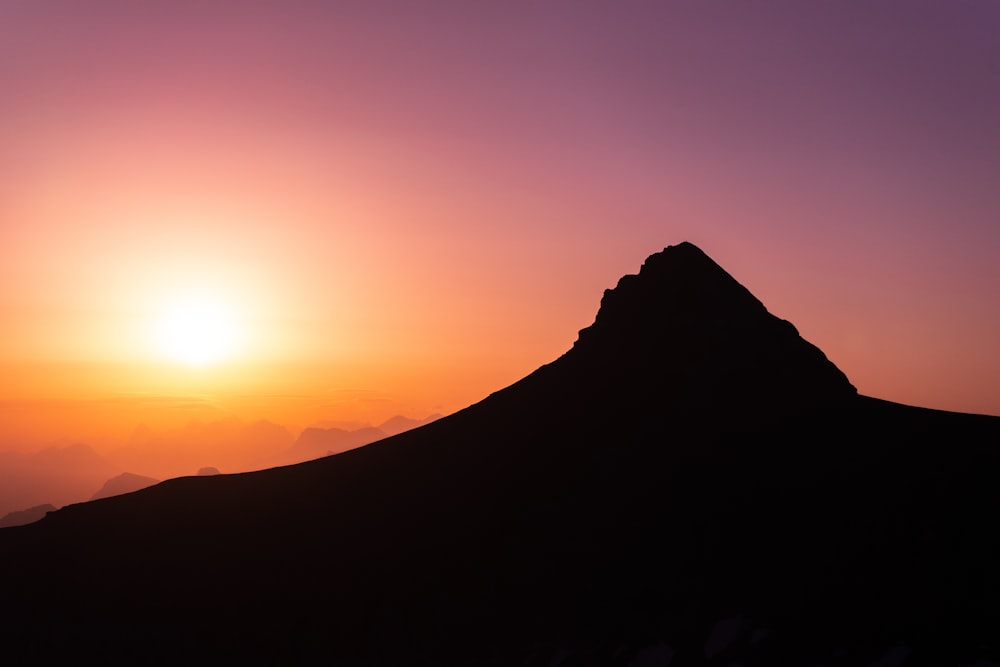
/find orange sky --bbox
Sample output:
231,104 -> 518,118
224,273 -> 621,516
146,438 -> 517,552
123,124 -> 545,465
2,2 -> 999,452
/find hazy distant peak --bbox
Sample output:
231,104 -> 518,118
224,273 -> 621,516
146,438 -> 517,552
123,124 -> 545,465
30,442 -> 111,468
90,472 -> 160,501
377,413 -> 443,437
278,425 -> 389,464
0,504 -> 57,528
36,441 -> 93,456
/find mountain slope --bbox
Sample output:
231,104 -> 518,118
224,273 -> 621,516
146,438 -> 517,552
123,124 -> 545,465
0,243 -> 997,665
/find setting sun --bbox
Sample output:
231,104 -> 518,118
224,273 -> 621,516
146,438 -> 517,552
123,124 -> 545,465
154,296 -> 240,366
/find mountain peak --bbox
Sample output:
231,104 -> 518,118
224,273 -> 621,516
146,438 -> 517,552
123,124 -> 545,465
576,242 -> 765,345
567,242 -> 856,420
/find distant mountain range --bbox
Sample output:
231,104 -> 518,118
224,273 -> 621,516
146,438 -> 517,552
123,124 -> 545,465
0,414 -> 441,519
279,414 -> 442,464
0,471 -> 161,527
1,242 -> 997,665
109,413 -> 443,476
0,504 -> 56,529
108,418 -> 296,479
0,442 -> 118,516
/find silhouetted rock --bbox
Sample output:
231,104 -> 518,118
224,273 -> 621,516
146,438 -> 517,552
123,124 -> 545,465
0,504 -> 57,528
0,243 -> 996,666
568,242 -> 856,424
89,473 -> 160,501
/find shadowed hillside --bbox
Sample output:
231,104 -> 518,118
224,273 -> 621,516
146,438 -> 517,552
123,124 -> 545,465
1,243 -> 997,665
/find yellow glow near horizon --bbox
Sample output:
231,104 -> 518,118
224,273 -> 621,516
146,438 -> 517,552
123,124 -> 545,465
154,295 -> 241,366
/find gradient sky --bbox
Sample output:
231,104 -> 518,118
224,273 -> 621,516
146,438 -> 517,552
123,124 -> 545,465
2,1 -> 999,448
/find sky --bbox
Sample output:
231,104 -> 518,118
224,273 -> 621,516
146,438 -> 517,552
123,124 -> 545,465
2,0 -> 999,450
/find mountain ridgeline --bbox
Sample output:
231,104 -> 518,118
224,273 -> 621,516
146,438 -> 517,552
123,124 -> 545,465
1,242 -> 997,665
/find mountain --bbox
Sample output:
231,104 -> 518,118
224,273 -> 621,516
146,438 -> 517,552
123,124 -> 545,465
90,472 -> 161,501
278,425 -> 389,464
109,418 -> 294,478
1,242 -> 997,665
378,413 -> 443,437
310,414 -> 443,436
279,414 -> 444,464
0,442 -> 119,517
0,504 -> 56,528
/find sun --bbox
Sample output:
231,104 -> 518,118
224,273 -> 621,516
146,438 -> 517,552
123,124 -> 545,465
154,295 -> 241,366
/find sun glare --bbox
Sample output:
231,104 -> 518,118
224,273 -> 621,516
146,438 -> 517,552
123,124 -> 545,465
155,296 -> 240,366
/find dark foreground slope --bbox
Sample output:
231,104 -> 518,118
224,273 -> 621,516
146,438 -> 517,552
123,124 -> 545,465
2,243 -> 998,666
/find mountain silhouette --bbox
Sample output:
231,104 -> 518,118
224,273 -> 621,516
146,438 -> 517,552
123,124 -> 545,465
0,503 -> 56,528
89,472 -> 161,501
279,425 -> 388,463
0,442 -> 119,517
0,242 -> 997,665
109,418 -> 294,478
378,413 -> 443,436
277,415 -> 443,465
